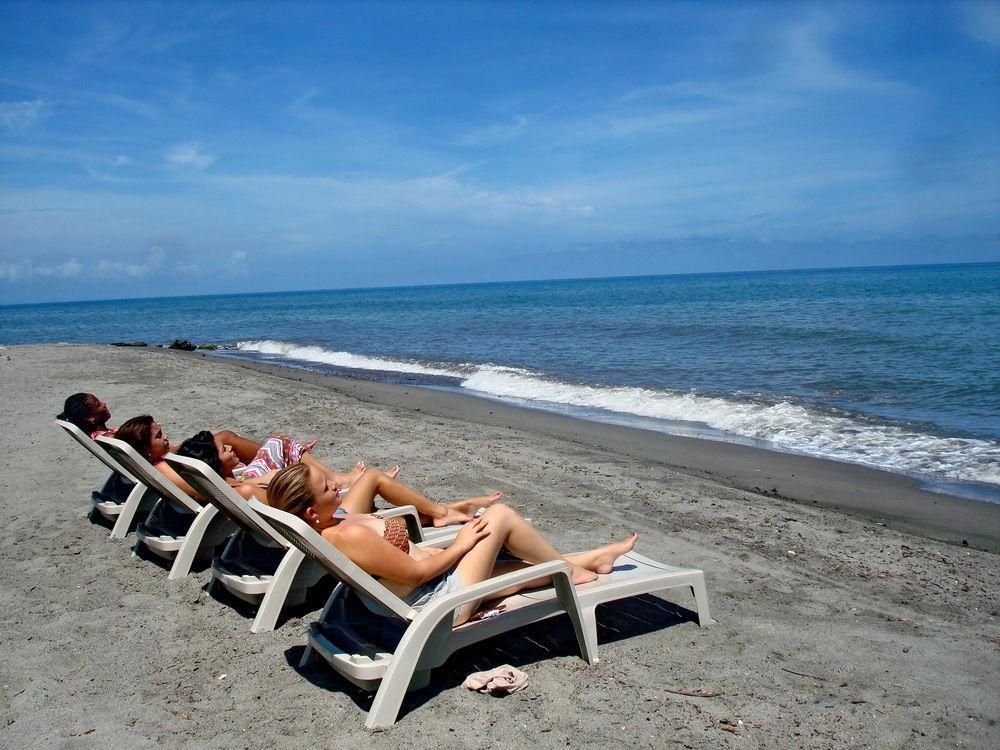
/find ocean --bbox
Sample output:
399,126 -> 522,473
3,263 -> 998,501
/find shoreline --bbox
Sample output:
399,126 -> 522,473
181,347 -> 1000,552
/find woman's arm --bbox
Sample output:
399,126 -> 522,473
213,429 -> 263,464
154,461 -> 200,499
326,518 -> 489,587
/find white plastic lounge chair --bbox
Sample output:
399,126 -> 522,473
95,436 -> 236,579
250,499 -> 714,729
55,419 -> 158,538
162,453 -> 461,633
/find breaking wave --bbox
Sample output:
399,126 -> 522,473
235,340 -> 1000,487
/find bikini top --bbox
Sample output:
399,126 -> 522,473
332,509 -> 410,555
382,517 -> 410,555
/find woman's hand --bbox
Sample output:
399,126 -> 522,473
454,516 -> 490,553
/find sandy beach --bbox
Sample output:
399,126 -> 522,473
1,343 -> 998,748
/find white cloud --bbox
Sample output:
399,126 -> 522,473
111,155 -> 131,167
228,250 -> 247,262
456,114 -> 532,146
93,92 -> 159,118
0,99 -> 48,130
771,11 -> 911,93
94,245 -> 166,278
166,141 -> 218,169
0,258 -> 81,280
961,0 -> 1000,46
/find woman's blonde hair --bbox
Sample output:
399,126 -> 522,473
267,463 -> 314,518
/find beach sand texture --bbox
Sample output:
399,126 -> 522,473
1,344 -> 997,748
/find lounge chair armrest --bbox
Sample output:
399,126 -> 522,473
414,559 -> 576,620
374,505 -> 424,543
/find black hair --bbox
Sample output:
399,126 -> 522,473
58,393 -> 97,432
177,431 -> 222,474
116,415 -> 155,459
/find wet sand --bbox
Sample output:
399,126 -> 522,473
1,344 -> 997,748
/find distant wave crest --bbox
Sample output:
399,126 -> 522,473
235,339 -> 1000,486
237,339 -> 464,378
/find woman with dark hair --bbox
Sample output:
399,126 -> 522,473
58,392 -> 262,462
177,431 -> 499,526
116,418 -> 370,505
58,393 -> 114,438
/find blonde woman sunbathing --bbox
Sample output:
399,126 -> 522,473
267,463 -> 638,625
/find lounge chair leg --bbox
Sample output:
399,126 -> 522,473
168,505 -> 219,580
552,573 -> 599,665
691,576 -> 715,627
298,644 -> 316,668
365,619 -> 448,729
251,547 -> 306,633
577,605 -> 600,665
365,663 -> 415,729
109,485 -> 153,539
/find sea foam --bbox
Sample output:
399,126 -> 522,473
237,339 -> 463,378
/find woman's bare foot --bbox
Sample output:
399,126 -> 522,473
432,506 -> 473,527
386,464 -> 400,480
447,491 -> 503,516
568,564 -> 599,585
568,532 -> 639,576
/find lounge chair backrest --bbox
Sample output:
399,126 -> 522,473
96,436 -> 201,513
163,453 -> 287,547
249,499 -> 413,620
55,419 -> 137,482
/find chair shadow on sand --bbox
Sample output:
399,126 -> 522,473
202,572 -> 337,628
129,537 -> 217,575
284,592 -> 699,723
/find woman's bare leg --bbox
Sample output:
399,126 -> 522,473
446,492 -> 503,517
214,430 -> 262,464
338,468 -> 497,525
451,505 -> 637,624
301,453 -> 374,486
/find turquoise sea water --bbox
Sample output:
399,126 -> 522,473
3,263 -> 998,499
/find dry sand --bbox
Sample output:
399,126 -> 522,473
1,344 -> 997,749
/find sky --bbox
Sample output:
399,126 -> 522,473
1,1 -> 999,305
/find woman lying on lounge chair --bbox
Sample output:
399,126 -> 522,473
267,463 -> 638,626
175,430 -> 499,528
58,392 -> 262,464
115,417 -> 373,504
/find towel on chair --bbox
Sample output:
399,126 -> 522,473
463,665 -> 528,694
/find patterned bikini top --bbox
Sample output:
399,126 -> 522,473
382,516 -> 410,555
331,510 -> 410,555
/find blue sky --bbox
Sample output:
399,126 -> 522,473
1,1 -> 999,304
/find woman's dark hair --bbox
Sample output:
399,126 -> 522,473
177,431 -> 222,474
57,393 -> 96,432
116,415 -> 155,459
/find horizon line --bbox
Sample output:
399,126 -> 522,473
2,259 -> 998,310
